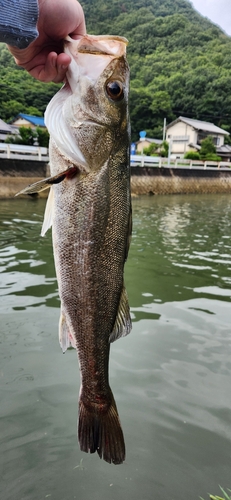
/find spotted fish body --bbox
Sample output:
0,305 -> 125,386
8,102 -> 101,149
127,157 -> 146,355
17,35 -> 132,464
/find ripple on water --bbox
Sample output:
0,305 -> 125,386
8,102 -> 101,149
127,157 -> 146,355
1,195 -> 231,498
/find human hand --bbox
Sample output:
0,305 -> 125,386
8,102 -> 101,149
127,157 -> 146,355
7,0 -> 86,83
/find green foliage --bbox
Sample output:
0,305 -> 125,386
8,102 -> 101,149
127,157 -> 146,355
200,486 -> 231,500
221,124 -> 231,145
27,107 -> 43,117
199,136 -> 216,159
184,151 -> 200,160
203,154 -> 222,162
160,140 -> 169,157
36,127 -> 50,147
19,127 -> 36,145
0,42 -> 59,122
6,126 -> 36,145
143,143 -> 159,155
1,100 -> 23,121
182,137 -> 224,162
224,135 -> 231,145
6,126 -> 49,147
199,137 -> 222,160
209,497 -> 226,500
1,0 -> 231,142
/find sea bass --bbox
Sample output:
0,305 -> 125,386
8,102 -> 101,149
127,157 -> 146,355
17,35 -> 132,464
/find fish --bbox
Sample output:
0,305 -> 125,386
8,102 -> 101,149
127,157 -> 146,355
16,34 -> 132,465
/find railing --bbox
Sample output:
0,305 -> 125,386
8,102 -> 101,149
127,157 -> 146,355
0,143 -> 49,161
130,155 -> 231,170
0,145 -> 230,170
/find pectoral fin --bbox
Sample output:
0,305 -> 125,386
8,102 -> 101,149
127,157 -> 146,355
15,166 -> 80,196
109,285 -> 132,343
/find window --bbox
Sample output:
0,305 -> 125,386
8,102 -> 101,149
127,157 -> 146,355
197,132 -> 220,146
172,136 -> 189,142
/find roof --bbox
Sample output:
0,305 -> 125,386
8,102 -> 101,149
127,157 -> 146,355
188,142 -> 201,151
12,113 -> 45,127
0,118 -> 15,134
189,143 -> 231,156
136,137 -> 163,144
167,116 -> 229,136
217,145 -> 231,153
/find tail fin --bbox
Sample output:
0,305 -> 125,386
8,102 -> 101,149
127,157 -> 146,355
78,391 -> 125,465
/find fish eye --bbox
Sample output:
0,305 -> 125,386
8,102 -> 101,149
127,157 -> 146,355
105,81 -> 124,101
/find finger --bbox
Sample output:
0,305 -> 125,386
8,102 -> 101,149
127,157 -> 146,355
52,53 -> 71,83
29,52 -> 71,83
68,1 -> 86,39
70,17 -> 86,40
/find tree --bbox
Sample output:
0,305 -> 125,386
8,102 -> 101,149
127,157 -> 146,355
143,143 -> 159,155
1,0 -> 231,143
36,127 -> 50,147
199,136 -> 216,159
184,151 -> 200,160
6,126 -> 36,145
160,140 -> 169,157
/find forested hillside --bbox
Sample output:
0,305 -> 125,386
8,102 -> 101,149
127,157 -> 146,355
1,0 -> 231,141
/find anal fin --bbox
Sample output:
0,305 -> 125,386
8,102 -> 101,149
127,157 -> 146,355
41,186 -> 54,236
59,311 -> 76,353
109,285 -> 132,343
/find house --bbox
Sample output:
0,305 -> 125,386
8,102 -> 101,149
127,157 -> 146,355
10,113 -> 46,129
136,137 -> 163,153
216,144 -> 231,160
166,116 -> 230,158
0,118 -> 19,143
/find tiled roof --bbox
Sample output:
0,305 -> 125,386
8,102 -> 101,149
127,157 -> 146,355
217,145 -> 231,153
167,116 -> 229,135
0,118 -> 14,133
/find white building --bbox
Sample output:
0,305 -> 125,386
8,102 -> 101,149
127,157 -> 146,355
166,116 -> 230,157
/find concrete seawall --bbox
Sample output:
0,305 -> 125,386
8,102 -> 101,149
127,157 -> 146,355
0,159 -> 49,198
131,167 -> 231,195
0,158 -> 48,178
1,160 -> 231,197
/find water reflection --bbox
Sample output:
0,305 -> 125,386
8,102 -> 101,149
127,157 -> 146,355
1,195 -> 231,500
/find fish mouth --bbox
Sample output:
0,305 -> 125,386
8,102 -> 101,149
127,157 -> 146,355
45,35 -> 128,170
65,35 -> 128,57
64,35 -> 128,94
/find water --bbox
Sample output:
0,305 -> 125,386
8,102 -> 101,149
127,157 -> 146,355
1,194 -> 231,500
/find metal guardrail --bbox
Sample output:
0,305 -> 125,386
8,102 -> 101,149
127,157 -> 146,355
130,155 -> 231,170
0,143 -> 49,161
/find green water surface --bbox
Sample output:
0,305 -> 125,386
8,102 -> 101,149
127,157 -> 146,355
1,194 -> 231,500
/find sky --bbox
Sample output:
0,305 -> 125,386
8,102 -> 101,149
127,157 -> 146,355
190,0 -> 231,36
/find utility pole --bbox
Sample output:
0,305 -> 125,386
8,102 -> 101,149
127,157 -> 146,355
163,117 -> 166,142
167,139 -> 172,168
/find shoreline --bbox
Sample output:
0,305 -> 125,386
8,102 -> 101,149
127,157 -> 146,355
1,173 -> 231,198
1,162 -> 231,197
